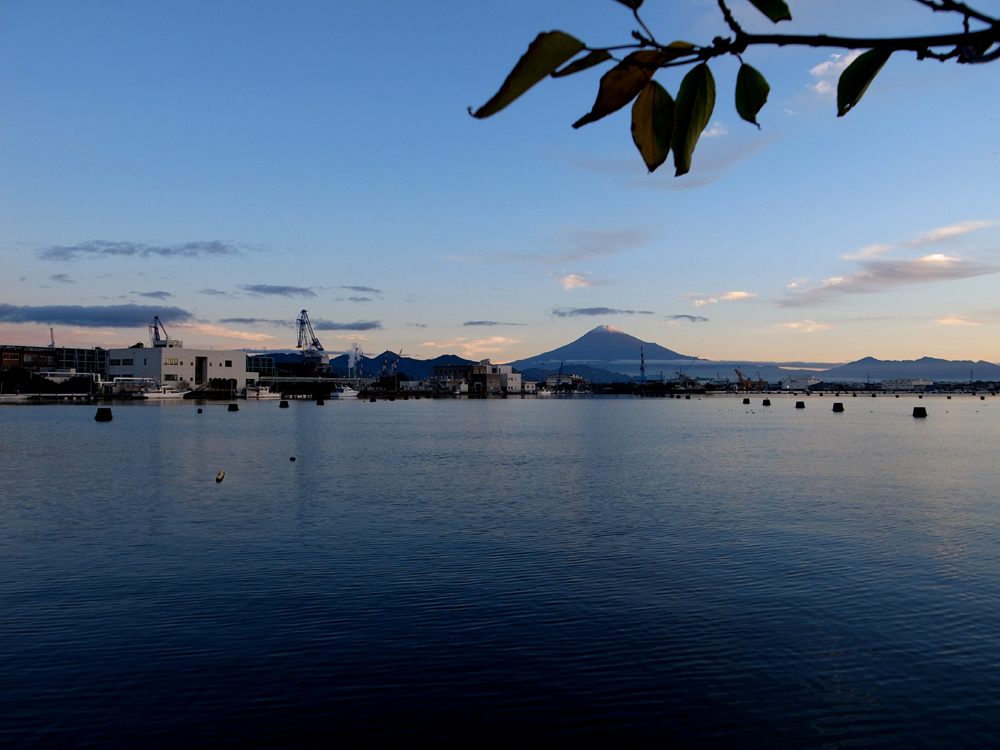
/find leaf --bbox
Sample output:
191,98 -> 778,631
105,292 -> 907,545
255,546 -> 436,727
631,80 -> 675,172
612,0 -> 644,9
747,0 -> 792,22
552,50 -> 613,78
671,63 -> 716,176
734,63 -> 770,127
572,50 -> 678,129
837,49 -> 892,116
471,31 -> 585,118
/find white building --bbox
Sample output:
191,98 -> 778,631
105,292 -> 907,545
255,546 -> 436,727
107,336 -> 253,391
781,376 -> 822,391
882,378 -> 933,391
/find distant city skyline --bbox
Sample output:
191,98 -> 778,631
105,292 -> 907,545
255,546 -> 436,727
2,1 -> 999,363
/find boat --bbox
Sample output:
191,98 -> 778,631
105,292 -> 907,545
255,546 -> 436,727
243,385 -> 283,400
331,385 -> 359,398
140,385 -> 189,399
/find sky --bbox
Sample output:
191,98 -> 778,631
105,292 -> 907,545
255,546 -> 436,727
2,0 -> 999,364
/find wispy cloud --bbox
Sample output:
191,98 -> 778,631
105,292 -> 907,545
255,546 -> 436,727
935,314 -> 984,326
219,317 -> 294,328
174,323 -> 275,342
199,288 -> 232,297
664,314 -> 708,323
407,322 -> 428,328
50,273 -> 75,284
680,290 -> 756,307
461,321 -> 525,327
773,319 -> 831,332
135,291 -> 172,300
0,303 -> 191,327
337,285 -> 382,294
313,320 -> 382,331
781,254 -> 1000,307
702,121 -> 728,137
343,297 -> 372,303
552,307 -> 655,317
41,240 -> 246,261
556,273 -> 595,289
240,284 -> 316,298
420,336 -> 521,357
842,220 -> 997,260
449,227 -> 649,264
809,51 -> 862,96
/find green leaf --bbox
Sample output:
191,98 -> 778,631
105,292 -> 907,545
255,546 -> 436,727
671,63 -> 716,176
612,0 -> 644,9
747,0 -> 792,22
837,49 -> 892,117
572,50 -> 677,129
734,63 -> 770,127
631,81 -> 675,172
471,31 -> 585,118
552,50 -> 613,78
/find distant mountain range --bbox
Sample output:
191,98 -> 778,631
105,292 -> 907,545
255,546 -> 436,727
247,327 -> 1000,384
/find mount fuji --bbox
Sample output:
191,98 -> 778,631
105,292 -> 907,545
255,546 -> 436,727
507,325 -> 695,371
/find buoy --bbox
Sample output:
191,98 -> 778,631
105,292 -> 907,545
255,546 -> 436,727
913,407 -> 928,418
316,398 -> 325,405
833,402 -> 844,412
947,396 -> 951,399
919,395 -> 923,399
895,395 -> 899,399
389,396 -> 396,402
216,470 -> 225,483
981,396 -> 986,400
852,393 -> 857,397
743,398 -> 750,404
228,404 -> 239,412
279,400 -> 289,408
289,457 -> 296,462
795,401 -> 805,409
871,393 -> 876,398
198,408 -> 203,413
370,397 -> 376,402
762,399 -> 771,406
94,407 -> 113,422
685,395 -> 690,400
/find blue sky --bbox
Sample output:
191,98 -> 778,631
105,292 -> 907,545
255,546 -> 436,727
2,0 -> 999,363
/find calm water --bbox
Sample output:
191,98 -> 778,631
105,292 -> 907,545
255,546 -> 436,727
2,394 -> 999,747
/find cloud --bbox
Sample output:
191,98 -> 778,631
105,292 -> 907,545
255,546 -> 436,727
680,290 -> 756,307
50,273 -> 75,284
557,273 -> 594,289
174,323 -> 275,342
407,322 -> 428,328
0,303 -> 192,327
239,284 -> 316,298
342,297 -> 372,303
450,227 -> 649,264
773,320 -> 831,332
935,314 -> 984,326
781,254 -> 1000,307
40,240 -> 245,261
337,286 -> 383,294
703,121 -> 728,137
136,291 -> 172,300
312,320 -> 382,331
842,220 -> 998,260
199,288 -> 232,297
809,51 -> 862,96
461,321 -> 525,327
552,307 -> 655,317
219,317 -> 294,327
664,314 -> 709,323
420,336 -> 521,357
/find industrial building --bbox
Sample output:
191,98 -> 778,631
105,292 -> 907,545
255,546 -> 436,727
1,345 -> 108,377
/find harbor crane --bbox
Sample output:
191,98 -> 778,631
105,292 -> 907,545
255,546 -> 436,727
296,310 -> 326,368
148,316 -> 181,348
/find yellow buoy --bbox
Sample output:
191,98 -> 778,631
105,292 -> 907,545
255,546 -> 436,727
216,470 -> 225,483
